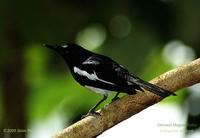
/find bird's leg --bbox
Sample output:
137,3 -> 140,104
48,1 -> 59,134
89,95 -> 107,113
111,92 -> 120,102
82,95 -> 107,119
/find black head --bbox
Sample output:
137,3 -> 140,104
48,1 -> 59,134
45,43 -> 81,54
44,43 -> 92,63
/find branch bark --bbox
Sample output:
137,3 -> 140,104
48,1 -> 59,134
53,58 -> 200,138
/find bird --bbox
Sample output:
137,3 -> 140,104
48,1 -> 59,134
45,43 -> 175,117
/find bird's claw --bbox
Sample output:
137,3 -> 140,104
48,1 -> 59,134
111,96 -> 120,102
81,111 -> 101,119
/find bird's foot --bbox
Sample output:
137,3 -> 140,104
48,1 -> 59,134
111,96 -> 120,102
81,111 -> 101,119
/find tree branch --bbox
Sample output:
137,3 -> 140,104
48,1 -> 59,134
53,58 -> 200,138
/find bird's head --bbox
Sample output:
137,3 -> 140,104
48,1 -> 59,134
45,43 -> 85,55
44,43 -> 91,63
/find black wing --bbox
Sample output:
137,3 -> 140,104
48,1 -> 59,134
81,55 -> 142,93
82,55 -> 175,97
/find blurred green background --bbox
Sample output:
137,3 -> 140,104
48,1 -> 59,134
0,0 -> 200,138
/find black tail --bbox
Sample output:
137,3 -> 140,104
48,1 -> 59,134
129,76 -> 176,97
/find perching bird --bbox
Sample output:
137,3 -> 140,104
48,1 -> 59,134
45,43 -> 175,116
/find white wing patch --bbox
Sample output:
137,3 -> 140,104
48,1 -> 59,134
73,67 -> 115,85
83,60 -> 99,65
74,67 -> 96,80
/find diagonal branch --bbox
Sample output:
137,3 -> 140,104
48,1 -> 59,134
53,58 -> 200,138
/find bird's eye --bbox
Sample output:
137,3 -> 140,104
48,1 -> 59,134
62,45 -> 68,48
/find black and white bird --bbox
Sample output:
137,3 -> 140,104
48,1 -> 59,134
45,43 -> 175,116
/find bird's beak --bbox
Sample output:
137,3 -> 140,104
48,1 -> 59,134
44,44 -> 58,50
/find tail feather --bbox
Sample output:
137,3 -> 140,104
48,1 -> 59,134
129,76 -> 176,97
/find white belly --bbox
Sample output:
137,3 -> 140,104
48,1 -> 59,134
85,85 -> 112,96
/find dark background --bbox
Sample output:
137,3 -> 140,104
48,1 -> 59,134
0,0 -> 200,137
